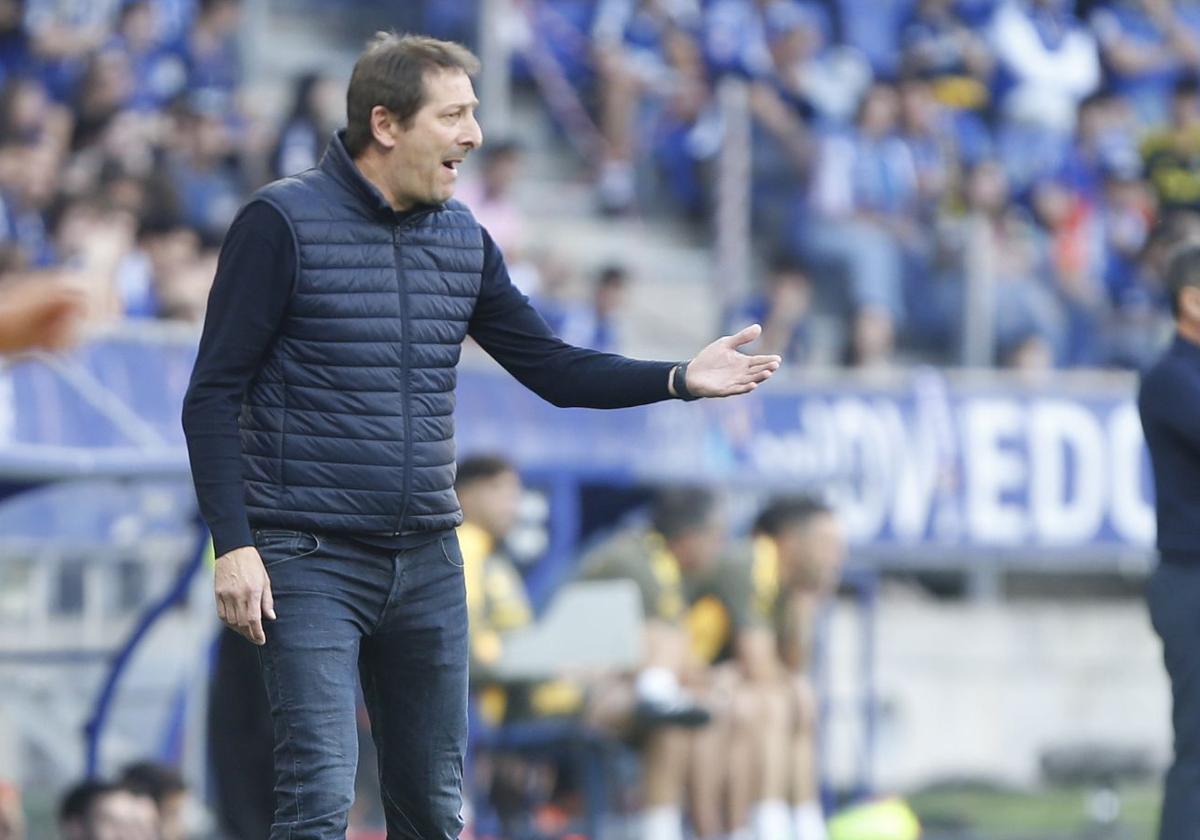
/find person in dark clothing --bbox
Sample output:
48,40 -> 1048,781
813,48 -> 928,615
1138,241 -> 1200,840
206,627 -> 274,840
181,32 -> 781,840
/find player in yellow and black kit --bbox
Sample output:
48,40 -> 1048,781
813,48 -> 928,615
581,487 -> 822,840
455,455 -> 583,726
651,494 -> 843,840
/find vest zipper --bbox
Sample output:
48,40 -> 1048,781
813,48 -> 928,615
393,224 -> 414,534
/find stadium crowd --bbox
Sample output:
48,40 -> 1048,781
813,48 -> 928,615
1,0 -> 1198,372
546,0 -> 1200,369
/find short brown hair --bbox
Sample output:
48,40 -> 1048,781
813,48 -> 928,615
344,32 -> 481,157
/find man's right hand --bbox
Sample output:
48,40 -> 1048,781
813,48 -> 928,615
214,546 -> 276,645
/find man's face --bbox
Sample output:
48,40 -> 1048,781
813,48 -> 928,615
460,470 -> 522,542
777,513 -> 845,593
86,791 -> 157,840
379,69 -> 482,209
672,517 -> 726,573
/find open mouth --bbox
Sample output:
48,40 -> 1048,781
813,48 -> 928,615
442,159 -> 461,172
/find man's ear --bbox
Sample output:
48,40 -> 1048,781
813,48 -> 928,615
369,105 -> 398,150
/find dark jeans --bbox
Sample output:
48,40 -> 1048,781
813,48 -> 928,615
1148,560 -> 1200,840
253,528 -> 469,840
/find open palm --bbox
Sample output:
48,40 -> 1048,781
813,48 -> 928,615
685,324 -> 782,397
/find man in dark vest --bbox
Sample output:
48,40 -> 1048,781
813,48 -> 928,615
181,31 -> 781,840
1140,242 -> 1200,840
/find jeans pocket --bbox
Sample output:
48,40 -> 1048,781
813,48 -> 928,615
439,535 -> 465,569
254,529 -> 321,569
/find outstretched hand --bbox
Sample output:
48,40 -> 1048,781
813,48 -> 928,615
0,279 -> 85,354
685,324 -> 781,398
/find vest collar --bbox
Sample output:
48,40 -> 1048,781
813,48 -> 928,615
320,130 -> 439,224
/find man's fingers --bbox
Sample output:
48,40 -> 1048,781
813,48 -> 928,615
242,588 -> 266,644
743,354 -> 782,367
215,595 -> 229,625
724,324 -> 763,348
247,615 -> 266,646
746,361 -> 780,375
262,581 -> 276,621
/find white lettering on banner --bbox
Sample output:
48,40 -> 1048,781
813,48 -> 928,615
745,392 -> 1153,549
883,403 -> 942,543
964,399 -> 1028,544
1030,401 -> 1106,544
828,399 -> 892,540
1109,403 -> 1156,543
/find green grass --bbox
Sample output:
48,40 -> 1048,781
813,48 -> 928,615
907,784 -> 1160,839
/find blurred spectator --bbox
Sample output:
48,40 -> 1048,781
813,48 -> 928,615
0,139 -> 60,267
759,0 -> 870,126
0,75 -> 71,148
1030,174 -> 1108,363
0,781 -> 22,840
52,194 -> 138,321
1096,148 -> 1157,360
557,262 -> 630,352
746,496 -> 846,837
675,487 -> 830,839
207,626 -> 274,840
107,0 -> 187,113
70,46 -> 135,151
898,75 -> 960,212
58,778 -> 158,840
989,0 -> 1101,135
1109,210 -> 1200,365
0,274 -> 83,351
577,488 -> 719,840
1089,0 -> 1200,126
593,0 -> 706,213
1142,74 -> 1200,215
22,0 -> 119,102
155,239 -> 215,321
114,212 -> 188,319
458,455 -> 541,722
165,100 -> 244,240
0,0 -> 32,88
732,256 -> 822,366
457,139 -> 529,264
118,762 -> 190,840
936,159 -> 1067,365
1056,90 -> 1138,203
184,0 -> 240,112
59,779 -> 106,840
901,0 -> 995,111
834,0 -> 918,76
270,71 -> 340,179
798,81 -> 923,367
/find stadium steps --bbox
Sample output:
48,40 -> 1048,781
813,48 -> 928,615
502,92 -> 719,360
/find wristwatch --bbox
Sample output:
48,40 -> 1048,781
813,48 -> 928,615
672,361 -> 699,401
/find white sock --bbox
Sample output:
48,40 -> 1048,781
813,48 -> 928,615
635,666 -> 682,704
792,801 -> 827,840
751,800 -> 792,840
641,804 -> 684,840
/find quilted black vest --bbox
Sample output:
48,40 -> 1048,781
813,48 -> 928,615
239,132 -> 482,534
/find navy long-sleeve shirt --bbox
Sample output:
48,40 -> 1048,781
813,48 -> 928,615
184,202 -> 676,557
1139,333 -> 1200,564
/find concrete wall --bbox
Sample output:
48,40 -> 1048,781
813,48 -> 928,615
822,594 -> 1170,790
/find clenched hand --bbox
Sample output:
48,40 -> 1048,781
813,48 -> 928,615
214,546 -> 275,645
685,324 -> 782,397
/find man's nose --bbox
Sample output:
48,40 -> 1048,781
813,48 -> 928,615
462,114 -> 483,150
